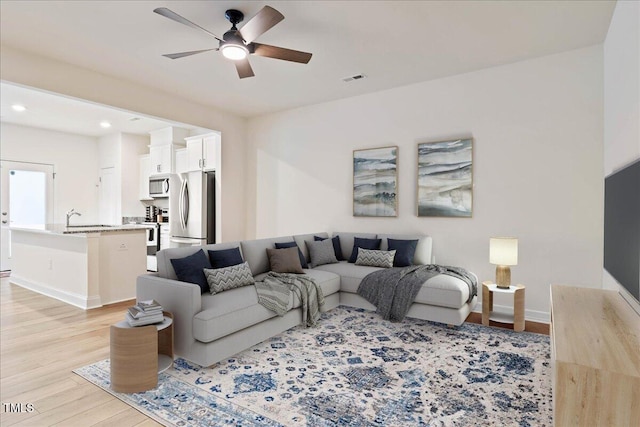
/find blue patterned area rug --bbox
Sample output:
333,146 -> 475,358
74,306 -> 552,426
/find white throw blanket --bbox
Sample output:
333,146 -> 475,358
254,272 -> 325,327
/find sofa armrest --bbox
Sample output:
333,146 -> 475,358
136,274 -> 202,356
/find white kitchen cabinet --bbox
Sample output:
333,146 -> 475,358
160,223 -> 171,250
139,154 -> 152,200
175,148 -> 188,174
185,133 -> 219,172
149,145 -> 172,175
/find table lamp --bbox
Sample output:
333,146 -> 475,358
489,237 -> 518,289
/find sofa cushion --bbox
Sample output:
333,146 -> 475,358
157,241 -> 242,280
294,232 -> 328,264
306,239 -> 339,268
194,286 -> 277,343
208,247 -> 243,268
241,236 -> 296,276
204,262 -> 255,295
416,274 -> 471,309
274,241 -> 308,269
316,261 -> 470,309
170,249 -> 212,294
267,247 -> 304,274
333,232 -> 377,261
314,235 -> 345,261
193,269 -> 342,343
314,261 -> 384,293
378,234 -> 432,265
348,237 -> 382,263
301,269 -> 341,297
254,269 -> 341,308
355,248 -> 396,268
387,238 -> 418,267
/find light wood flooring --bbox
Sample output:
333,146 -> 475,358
0,277 -> 548,426
0,278 -> 162,427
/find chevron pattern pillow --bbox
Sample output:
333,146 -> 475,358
204,261 -> 255,295
355,248 -> 396,268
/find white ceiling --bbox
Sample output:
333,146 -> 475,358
0,82 -> 195,137
0,0 -> 615,120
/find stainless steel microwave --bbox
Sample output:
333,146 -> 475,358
149,176 -> 170,198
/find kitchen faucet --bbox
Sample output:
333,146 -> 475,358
66,208 -> 81,227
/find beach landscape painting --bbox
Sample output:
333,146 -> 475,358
417,139 -> 473,217
353,146 -> 398,217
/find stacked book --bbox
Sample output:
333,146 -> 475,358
126,299 -> 164,326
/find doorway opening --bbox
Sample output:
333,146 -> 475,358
0,160 -> 54,272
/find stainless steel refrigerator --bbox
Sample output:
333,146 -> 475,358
169,171 -> 215,247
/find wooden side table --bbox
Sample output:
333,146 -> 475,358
110,311 -> 173,393
482,281 -> 525,332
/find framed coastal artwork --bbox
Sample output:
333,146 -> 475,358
353,146 -> 398,217
417,138 -> 473,217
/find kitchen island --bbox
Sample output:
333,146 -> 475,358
10,224 -> 149,309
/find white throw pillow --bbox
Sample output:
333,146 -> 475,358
355,248 -> 396,268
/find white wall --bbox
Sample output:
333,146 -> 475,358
0,46 -> 248,242
602,1 -> 640,314
604,1 -> 640,177
98,133 -> 120,224
247,45 -> 604,319
0,122 -> 100,223
97,132 -> 149,221
120,133 -> 148,218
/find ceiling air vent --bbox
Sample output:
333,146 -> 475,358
342,74 -> 367,83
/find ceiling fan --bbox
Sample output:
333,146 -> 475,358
154,5 -> 312,79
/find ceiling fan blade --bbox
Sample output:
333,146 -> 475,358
252,43 -> 312,64
238,6 -> 284,44
154,7 -> 222,42
162,48 -> 217,59
235,58 -> 255,79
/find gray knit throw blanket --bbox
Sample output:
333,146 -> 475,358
255,272 -> 325,327
357,265 -> 477,322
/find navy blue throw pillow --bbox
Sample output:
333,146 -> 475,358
170,249 -> 212,294
274,241 -> 308,269
348,237 -> 382,263
314,235 -> 345,261
208,247 -> 244,269
387,238 -> 419,267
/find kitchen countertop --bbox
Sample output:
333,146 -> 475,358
10,223 -> 154,235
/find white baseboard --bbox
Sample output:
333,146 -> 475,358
471,301 -> 549,324
9,275 -> 102,310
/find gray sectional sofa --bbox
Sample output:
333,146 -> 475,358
136,232 -> 478,367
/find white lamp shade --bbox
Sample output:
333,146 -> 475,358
490,237 -> 518,266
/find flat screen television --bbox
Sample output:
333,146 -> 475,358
604,158 -> 640,307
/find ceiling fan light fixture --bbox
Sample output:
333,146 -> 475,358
221,43 -> 248,60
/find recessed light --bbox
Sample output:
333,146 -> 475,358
100,121 -> 112,128
11,104 -> 27,112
